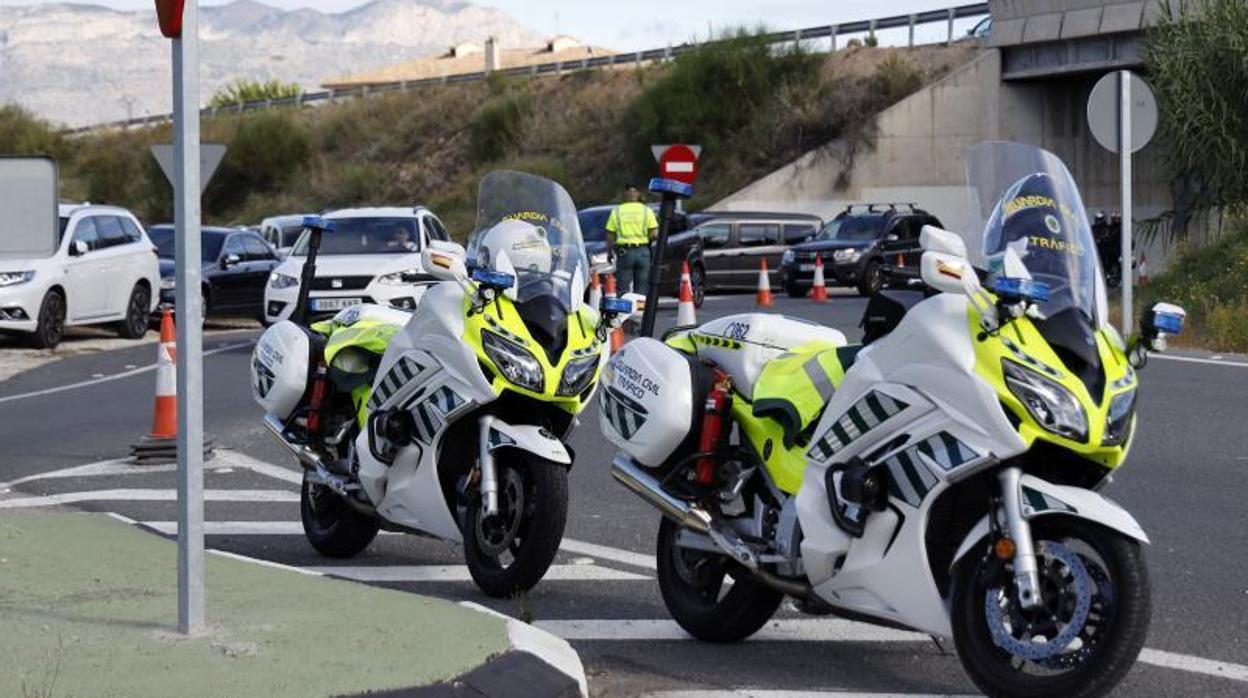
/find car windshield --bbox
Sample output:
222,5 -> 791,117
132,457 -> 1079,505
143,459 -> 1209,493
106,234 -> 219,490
466,171 -> 588,309
966,141 -> 1106,324
815,216 -> 884,242
577,209 -> 610,243
148,226 -> 226,261
290,217 -> 421,256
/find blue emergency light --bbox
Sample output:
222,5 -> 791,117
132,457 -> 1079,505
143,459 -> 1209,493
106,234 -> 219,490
991,277 -> 1051,303
471,268 -> 515,290
301,215 -> 335,232
602,297 -> 633,315
648,178 -> 694,199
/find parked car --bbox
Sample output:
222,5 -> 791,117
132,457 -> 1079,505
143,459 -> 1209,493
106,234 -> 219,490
577,204 -> 709,306
686,211 -> 821,292
0,203 -> 159,348
259,214 -> 314,258
779,203 -> 941,297
148,225 -> 280,323
263,206 -> 452,323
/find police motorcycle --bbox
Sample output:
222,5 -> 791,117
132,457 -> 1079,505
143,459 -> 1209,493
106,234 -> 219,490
252,171 -> 629,596
600,142 -> 1186,697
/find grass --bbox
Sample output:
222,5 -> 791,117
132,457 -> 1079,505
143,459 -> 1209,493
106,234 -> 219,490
1139,218 -> 1248,352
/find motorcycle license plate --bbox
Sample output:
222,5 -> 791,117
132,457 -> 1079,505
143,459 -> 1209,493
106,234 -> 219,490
310,297 -> 362,312
799,263 -> 815,272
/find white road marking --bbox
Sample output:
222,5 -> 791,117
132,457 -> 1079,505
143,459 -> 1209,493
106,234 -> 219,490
213,449 -> 302,485
0,488 -> 298,509
0,338 -> 254,405
560,537 -> 657,570
0,459 -> 174,490
307,564 -> 649,582
142,520 -> 309,536
1138,648 -> 1248,683
646,692 -> 976,698
1151,354 -> 1248,368
209,549 -> 323,576
536,619 -> 924,643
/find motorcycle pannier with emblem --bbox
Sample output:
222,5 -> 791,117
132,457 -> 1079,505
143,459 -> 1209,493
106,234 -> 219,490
598,337 -> 715,469
250,320 -> 316,421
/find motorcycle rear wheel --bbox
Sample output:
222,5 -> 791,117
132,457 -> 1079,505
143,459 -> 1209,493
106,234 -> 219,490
656,516 -> 784,643
951,518 -> 1150,698
463,456 -> 568,598
300,473 -> 379,558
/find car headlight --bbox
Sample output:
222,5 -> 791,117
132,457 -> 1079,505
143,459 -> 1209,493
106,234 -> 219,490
160,276 -> 176,290
377,269 -> 425,285
833,248 -> 860,263
1002,360 -> 1088,442
781,249 -> 795,265
0,271 -> 34,287
481,330 -> 544,392
557,355 -> 600,397
269,272 -> 299,289
1102,388 -> 1137,446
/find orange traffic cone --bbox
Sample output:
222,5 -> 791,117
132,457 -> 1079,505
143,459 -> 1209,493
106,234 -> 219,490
756,259 -> 773,307
811,254 -> 828,303
677,261 -> 697,326
130,307 -> 213,464
587,271 -> 602,310
605,274 -> 626,353
896,253 -> 905,269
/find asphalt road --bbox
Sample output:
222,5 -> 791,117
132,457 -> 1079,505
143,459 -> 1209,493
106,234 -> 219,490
2,291 -> 1247,697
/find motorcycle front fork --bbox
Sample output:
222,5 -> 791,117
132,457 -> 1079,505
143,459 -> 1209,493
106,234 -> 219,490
997,466 -> 1043,609
477,416 -> 500,517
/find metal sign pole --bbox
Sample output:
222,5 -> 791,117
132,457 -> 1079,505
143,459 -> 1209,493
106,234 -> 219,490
173,0 -> 205,635
1119,71 -> 1133,338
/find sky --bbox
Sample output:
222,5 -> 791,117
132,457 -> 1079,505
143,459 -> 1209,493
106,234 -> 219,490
0,0 -> 980,50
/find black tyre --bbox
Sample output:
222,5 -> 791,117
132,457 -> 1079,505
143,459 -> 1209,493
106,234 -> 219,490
785,281 -> 807,299
856,260 -> 884,297
117,283 -> 150,339
300,473 -> 379,558
690,264 -> 707,308
951,519 -> 1150,698
29,290 -> 66,349
1104,262 -> 1122,290
656,516 -> 784,643
463,456 -> 569,598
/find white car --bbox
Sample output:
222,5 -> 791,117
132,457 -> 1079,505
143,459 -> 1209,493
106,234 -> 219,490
259,213 -> 313,259
263,206 -> 452,323
0,203 -> 160,348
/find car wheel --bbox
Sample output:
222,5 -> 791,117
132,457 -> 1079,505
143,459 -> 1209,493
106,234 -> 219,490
29,290 -> 66,349
857,261 -> 883,297
116,283 -> 151,339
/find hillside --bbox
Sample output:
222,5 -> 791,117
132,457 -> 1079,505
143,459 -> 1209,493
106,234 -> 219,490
0,0 -> 542,127
10,39 -> 975,237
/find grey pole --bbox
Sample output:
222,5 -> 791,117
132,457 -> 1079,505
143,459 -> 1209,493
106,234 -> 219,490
1119,71 -> 1133,337
173,0 -> 205,635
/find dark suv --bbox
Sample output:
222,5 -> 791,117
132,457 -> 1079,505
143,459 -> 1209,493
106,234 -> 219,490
779,203 -> 941,297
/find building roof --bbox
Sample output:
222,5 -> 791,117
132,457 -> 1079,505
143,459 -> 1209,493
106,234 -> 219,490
322,36 -> 616,89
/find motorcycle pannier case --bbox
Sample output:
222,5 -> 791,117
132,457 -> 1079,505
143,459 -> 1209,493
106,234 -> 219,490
599,337 -> 713,468
250,320 -> 315,421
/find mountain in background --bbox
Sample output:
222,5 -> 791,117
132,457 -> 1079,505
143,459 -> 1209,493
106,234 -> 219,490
0,0 -> 545,127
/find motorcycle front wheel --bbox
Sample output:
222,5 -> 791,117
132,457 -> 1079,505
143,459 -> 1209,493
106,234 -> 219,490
656,516 -> 784,643
463,455 -> 569,598
951,518 -> 1150,698
300,473 -> 379,558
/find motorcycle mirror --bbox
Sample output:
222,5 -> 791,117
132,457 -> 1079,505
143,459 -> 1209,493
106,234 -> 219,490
422,240 -> 468,282
919,225 -> 967,258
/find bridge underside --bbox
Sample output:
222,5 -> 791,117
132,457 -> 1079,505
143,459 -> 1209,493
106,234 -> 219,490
1000,33 -> 1142,80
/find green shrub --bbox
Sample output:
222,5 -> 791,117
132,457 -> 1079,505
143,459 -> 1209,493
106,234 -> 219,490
468,91 -> 532,164
209,79 -> 302,109
208,111 -> 311,212
1142,220 -> 1248,351
0,105 -> 68,159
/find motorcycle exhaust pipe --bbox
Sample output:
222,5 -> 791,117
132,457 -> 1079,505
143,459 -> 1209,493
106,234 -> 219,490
611,454 -> 711,534
611,454 -> 814,599
262,414 -> 354,497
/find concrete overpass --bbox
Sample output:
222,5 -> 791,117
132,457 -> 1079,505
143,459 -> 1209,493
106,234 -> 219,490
716,0 -> 1192,266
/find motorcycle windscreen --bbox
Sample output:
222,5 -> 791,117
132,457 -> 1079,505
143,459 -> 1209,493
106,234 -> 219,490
964,142 -> 1109,327
465,170 -> 589,312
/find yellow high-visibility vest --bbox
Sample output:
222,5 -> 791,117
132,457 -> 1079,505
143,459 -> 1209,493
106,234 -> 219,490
606,202 -> 657,246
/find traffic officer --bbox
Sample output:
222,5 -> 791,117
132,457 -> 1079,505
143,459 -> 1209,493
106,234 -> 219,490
605,183 -> 659,294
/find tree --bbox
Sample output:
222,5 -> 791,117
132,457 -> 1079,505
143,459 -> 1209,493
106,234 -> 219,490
1143,0 -> 1248,215
209,79 -> 302,109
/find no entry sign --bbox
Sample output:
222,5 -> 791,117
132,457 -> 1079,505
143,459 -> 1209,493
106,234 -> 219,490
652,143 -> 701,185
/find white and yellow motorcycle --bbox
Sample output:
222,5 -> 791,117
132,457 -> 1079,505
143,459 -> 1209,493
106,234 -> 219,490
600,142 -> 1186,696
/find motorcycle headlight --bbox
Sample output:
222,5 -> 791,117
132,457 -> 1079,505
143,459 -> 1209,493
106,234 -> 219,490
0,271 -> 34,287
269,272 -> 299,289
781,249 -> 795,265
377,268 -> 425,285
557,354 -> 600,397
833,248 -> 860,263
481,330 -> 544,393
160,276 -> 176,290
1002,360 -> 1088,442
1102,388 -> 1137,446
